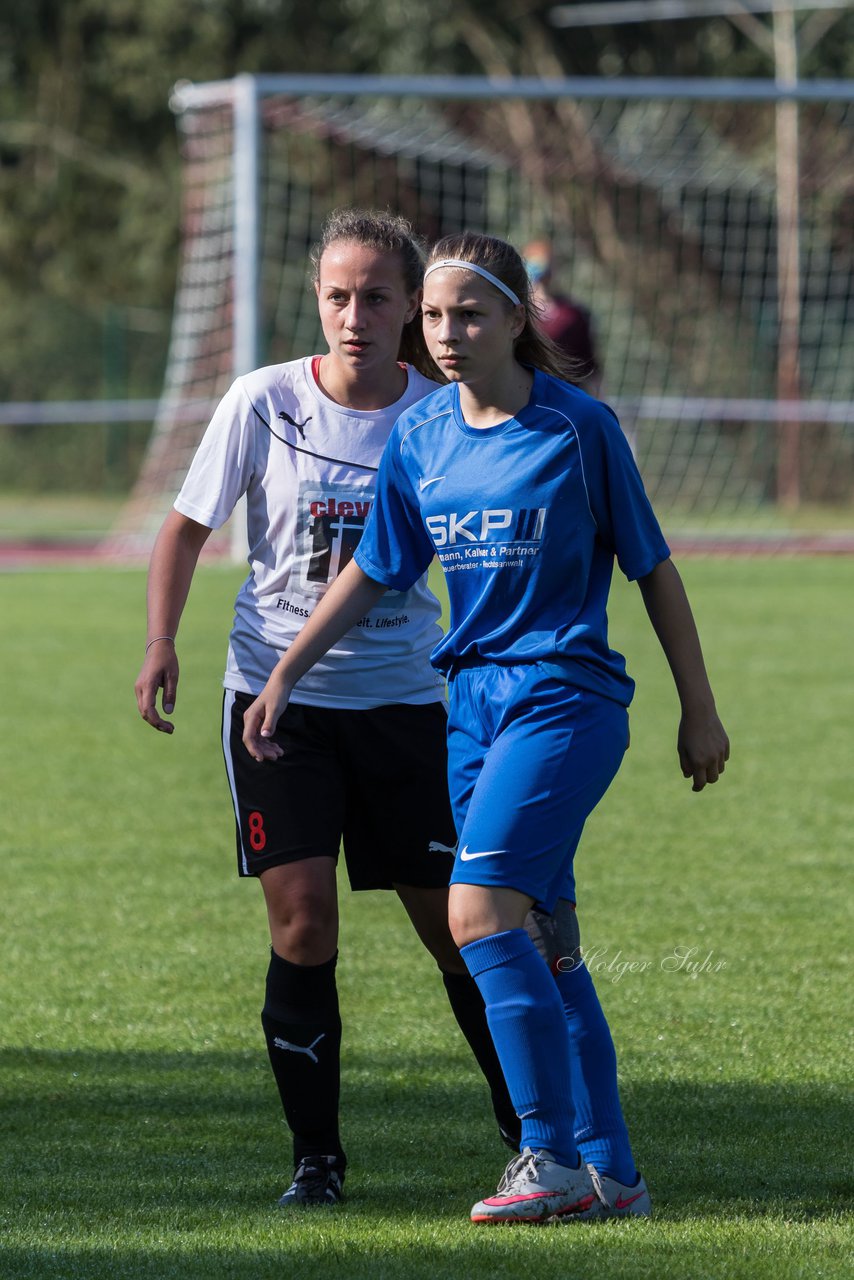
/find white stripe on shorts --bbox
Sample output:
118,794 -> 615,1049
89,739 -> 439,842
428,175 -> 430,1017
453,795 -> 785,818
221,688 -> 249,875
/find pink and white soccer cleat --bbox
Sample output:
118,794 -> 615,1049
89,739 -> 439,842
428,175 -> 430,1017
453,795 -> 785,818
470,1147 -> 597,1224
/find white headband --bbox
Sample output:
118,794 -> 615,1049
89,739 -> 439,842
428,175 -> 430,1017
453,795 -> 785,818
424,258 -> 522,306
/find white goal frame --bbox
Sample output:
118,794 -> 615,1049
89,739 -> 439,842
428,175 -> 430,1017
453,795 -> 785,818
108,73 -> 854,555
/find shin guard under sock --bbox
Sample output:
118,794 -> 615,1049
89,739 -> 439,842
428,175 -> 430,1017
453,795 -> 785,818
461,929 -> 578,1168
261,948 -> 345,1170
553,960 -> 636,1184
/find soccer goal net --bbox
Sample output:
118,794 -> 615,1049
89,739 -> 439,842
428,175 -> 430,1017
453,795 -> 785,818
108,74 -> 854,555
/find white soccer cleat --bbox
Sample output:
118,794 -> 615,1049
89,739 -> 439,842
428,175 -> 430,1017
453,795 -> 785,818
470,1147 -> 597,1224
566,1164 -> 651,1220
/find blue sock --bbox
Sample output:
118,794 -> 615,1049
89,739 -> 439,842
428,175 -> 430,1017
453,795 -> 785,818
461,929 -> 578,1169
554,960 -> 636,1185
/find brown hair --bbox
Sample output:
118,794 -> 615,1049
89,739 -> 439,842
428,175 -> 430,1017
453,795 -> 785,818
311,208 -> 435,379
426,231 -> 581,383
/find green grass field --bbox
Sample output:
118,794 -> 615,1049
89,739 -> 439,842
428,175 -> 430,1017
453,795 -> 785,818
1,558 -> 852,1279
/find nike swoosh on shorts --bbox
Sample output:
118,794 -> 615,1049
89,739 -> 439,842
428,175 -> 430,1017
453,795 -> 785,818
459,846 -> 507,861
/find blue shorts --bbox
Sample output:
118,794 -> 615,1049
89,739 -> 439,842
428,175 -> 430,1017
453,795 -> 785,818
446,663 -> 629,913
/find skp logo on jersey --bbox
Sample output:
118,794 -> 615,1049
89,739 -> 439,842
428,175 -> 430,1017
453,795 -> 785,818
425,507 -> 546,548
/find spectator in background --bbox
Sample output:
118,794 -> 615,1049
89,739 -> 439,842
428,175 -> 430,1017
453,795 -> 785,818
523,239 -> 602,396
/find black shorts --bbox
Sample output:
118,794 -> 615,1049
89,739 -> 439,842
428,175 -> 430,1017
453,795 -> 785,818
221,690 -> 457,890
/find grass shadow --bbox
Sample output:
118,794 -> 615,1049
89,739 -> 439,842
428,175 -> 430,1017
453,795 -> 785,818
1,1046 -> 849,1221
1,1047 -> 852,1279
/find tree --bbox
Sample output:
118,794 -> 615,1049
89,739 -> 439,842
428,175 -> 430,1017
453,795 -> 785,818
0,0 -> 849,401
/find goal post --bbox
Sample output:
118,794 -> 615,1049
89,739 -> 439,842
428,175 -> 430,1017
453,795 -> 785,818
105,74 -> 854,556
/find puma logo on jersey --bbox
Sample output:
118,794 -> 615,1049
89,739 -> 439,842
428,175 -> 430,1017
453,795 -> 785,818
278,409 -> 312,438
272,1033 -> 325,1063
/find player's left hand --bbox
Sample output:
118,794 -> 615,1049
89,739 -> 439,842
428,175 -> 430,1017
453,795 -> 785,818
242,679 -> 291,762
677,710 -> 730,792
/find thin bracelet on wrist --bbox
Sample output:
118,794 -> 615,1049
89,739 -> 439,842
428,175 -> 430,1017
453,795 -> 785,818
145,635 -> 175,653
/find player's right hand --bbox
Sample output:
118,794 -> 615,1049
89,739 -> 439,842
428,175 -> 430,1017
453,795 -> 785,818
242,681 -> 290,762
135,641 -> 179,734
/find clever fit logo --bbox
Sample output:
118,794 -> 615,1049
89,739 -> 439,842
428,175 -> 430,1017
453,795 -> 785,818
305,492 -> 372,583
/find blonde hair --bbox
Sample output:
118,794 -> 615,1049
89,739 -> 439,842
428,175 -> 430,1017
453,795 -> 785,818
426,231 -> 581,383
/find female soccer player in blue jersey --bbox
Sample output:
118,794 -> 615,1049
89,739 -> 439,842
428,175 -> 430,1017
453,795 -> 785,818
243,230 -> 730,1224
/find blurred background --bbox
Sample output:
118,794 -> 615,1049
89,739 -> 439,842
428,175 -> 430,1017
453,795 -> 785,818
0,0 -> 852,555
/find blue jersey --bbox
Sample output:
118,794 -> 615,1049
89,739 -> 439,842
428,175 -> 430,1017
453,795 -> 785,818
354,369 -> 670,706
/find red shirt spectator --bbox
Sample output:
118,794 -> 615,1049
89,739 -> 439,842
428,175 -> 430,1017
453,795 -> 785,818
524,240 -> 602,394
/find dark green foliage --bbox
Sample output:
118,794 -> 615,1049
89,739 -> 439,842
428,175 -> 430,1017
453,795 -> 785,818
0,2 -> 851,416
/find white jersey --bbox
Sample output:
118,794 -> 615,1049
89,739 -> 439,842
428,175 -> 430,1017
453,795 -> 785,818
175,357 -> 447,707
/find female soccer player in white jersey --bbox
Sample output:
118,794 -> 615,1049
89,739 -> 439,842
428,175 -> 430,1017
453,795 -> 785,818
134,212 -> 521,1209
243,229 -> 730,1225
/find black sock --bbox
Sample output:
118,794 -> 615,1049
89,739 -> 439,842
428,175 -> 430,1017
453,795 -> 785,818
442,969 -> 521,1148
261,948 -> 346,1171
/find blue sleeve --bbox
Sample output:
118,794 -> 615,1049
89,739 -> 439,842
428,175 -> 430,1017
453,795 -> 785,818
354,431 -> 435,590
583,404 -> 670,580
